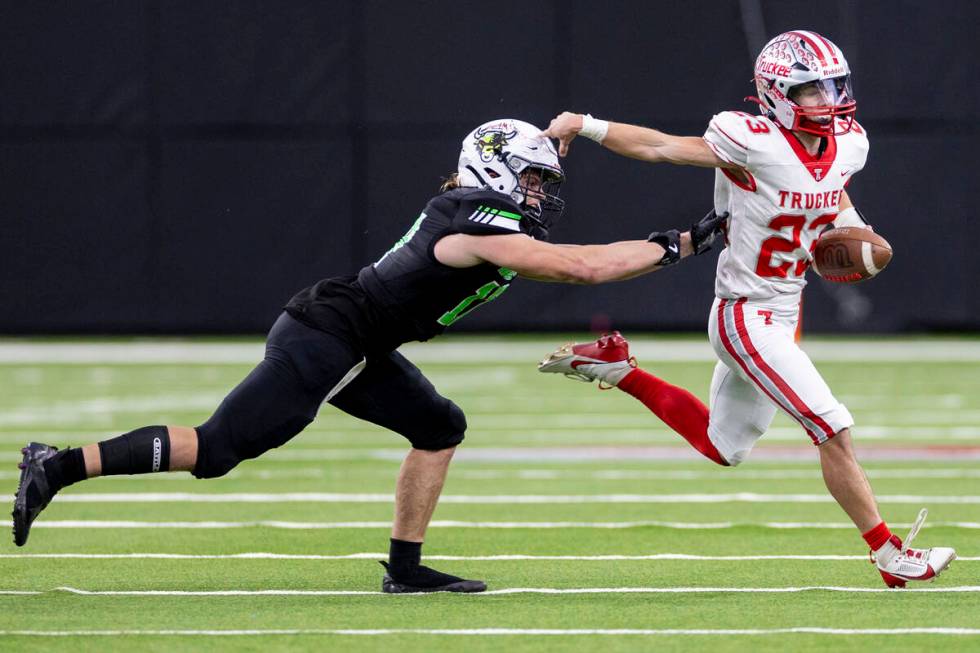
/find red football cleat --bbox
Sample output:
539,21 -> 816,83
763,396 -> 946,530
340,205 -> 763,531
538,331 -> 637,389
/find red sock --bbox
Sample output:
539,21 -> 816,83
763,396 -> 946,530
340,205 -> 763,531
862,521 -> 893,551
617,369 -> 728,466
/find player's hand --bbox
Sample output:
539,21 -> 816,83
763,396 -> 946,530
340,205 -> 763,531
647,229 -> 682,266
690,210 -> 729,255
540,112 -> 583,157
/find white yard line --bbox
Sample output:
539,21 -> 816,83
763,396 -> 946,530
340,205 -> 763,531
2,447 -> 978,464
447,448 -> 980,462
3,428 -> 980,445
0,628 -> 979,637
1,586 -> 978,597
3,339 -> 980,363
454,468 -> 980,481
0,552 -> 976,562
28,519 -> 980,530
4,464 -> 978,481
46,492 -> 980,504
5,422 -> 980,438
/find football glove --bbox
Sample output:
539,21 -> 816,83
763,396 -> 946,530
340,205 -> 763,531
691,209 -> 729,255
647,229 -> 682,266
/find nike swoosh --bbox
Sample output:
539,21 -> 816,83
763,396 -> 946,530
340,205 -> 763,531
840,170 -> 850,176
570,359 -> 599,369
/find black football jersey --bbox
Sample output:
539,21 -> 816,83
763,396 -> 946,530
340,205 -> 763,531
285,188 -> 534,352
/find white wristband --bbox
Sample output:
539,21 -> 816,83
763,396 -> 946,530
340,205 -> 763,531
579,114 -> 609,143
835,207 -> 867,228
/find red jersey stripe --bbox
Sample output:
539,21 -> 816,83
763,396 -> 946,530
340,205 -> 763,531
711,121 -> 748,150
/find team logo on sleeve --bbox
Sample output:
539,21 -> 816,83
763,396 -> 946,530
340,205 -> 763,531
473,123 -> 519,162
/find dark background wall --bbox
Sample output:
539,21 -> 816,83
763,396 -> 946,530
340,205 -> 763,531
2,0 -> 976,334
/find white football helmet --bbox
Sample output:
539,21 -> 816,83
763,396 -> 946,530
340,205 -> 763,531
457,118 -> 565,235
752,30 -> 856,135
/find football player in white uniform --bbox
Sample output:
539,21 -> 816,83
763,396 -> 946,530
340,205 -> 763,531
537,30 -> 955,587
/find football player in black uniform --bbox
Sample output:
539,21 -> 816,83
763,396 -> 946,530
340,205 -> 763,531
14,118 -> 725,593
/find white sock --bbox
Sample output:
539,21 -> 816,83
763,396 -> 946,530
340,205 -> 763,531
875,538 -> 901,565
596,362 -> 635,386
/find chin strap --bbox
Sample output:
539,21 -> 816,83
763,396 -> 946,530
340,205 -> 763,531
744,95 -> 774,119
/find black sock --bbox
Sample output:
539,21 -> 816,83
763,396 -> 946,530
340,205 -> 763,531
97,425 -> 171,475
42,447 -> 87,491
388,538 -> 422,576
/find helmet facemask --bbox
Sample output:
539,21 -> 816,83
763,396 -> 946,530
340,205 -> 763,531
506,155 -> 565,240
787,76 -> 856,136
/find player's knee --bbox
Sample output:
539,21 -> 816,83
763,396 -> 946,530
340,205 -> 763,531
707,427 -> 755,467
410,401 -> 467,451
723,448 -> 751,467
192,421 -> 239,479
192,385 -> 314,479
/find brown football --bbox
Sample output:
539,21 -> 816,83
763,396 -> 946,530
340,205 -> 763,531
811,227 -> 893,283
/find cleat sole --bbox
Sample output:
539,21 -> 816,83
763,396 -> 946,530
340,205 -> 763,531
382,575 -> 487,594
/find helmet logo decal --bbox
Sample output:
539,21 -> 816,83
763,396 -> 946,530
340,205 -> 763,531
752,30 -> 856,136
473,124 -> 519,163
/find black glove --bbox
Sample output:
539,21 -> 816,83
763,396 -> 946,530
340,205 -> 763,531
647,229 -> 682,266
690,209 -> 729,255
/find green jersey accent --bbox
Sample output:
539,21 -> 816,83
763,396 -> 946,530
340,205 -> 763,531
376,213 -> 426,266
332,187 -> 530,348
437,278 -> 511,326
479,205 -> 522,221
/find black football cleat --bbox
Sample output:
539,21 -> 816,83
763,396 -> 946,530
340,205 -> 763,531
12,442 -> 61,546
380,561 -> 487,593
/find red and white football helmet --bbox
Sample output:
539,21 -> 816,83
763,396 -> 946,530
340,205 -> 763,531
752,30 -> 856,136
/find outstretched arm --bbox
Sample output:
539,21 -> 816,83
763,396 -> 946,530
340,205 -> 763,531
435,232 -> 685,284
433,210 -> 727,284
541,111 -> 738,169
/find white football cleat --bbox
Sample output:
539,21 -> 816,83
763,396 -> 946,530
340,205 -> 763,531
538,331 -> 637,389
873,509 -> 956,588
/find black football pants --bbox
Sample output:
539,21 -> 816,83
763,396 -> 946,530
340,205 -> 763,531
193,312 -> 466,478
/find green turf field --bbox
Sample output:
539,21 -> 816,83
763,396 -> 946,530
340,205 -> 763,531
1,335 -> 978,652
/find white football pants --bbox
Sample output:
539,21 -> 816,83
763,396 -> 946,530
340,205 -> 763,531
706,294 -> 853,465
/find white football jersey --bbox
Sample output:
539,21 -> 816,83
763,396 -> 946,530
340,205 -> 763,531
703,111 -> 869,299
